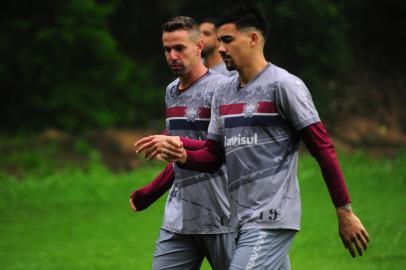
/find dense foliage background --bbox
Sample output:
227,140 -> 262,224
1,0 -> 405,132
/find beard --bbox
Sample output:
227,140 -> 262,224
221,54 -> 237,71
169,61 -> 186,76
201,45 -> 215,58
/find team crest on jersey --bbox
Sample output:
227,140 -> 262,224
185,105 -> 199,122
243,99 -> 259,117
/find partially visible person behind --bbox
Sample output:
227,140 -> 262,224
200,18 -> 237,77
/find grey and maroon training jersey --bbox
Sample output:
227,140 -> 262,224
208,63 -> 320,231
162,70 -> 232,234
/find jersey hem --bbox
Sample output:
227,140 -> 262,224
162,225 -> 234,235
239,224 -> 300,232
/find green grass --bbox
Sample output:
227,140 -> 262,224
1,149 -> 405,269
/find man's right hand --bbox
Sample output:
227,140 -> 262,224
134,135 -> 183,161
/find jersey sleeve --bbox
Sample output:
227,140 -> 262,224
178,139 -> 224,173
275,75 -> 321,130
180,137 -> 206,150
131,163 -> 175,211
299,122 -> 351,207
207,86 -> 223,142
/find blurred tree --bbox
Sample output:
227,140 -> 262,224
109,0 -> 237,88
339,0 -> 406,128
0,0 -> 160,132
345,0 -> 406,72
1,0 -> 404,132
257,0 -> 351,115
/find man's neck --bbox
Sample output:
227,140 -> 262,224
204,52 -> 224,69
238,53 -> 268,87
179,62 -> 208,90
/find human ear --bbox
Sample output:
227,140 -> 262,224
196,38 -> 204,56
250,32 -> 260,47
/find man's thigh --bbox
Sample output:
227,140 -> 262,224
195,232 -> 235,270
229,229 -> 296,270
152,229 -> 204,270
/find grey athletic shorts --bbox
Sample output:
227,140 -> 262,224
152,229 -> 234,270
229,229 -> 296,270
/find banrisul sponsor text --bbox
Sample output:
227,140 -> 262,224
224,133 -> 258,147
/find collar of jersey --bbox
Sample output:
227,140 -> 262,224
236,62 -> 272,92
176,69 -> 210,95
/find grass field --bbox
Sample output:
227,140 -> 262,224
1,145 -> 405,269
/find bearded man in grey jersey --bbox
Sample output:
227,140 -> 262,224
131,16 -> 234,270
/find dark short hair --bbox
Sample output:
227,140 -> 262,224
162,16 -> 198,32
216,4 -> 268,39
199,17 -> 218,27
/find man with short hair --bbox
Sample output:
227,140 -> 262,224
200,18 -> 237,77
131,16 -> 234,270
129,18 -> 237,215
136,5 -> 369,270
